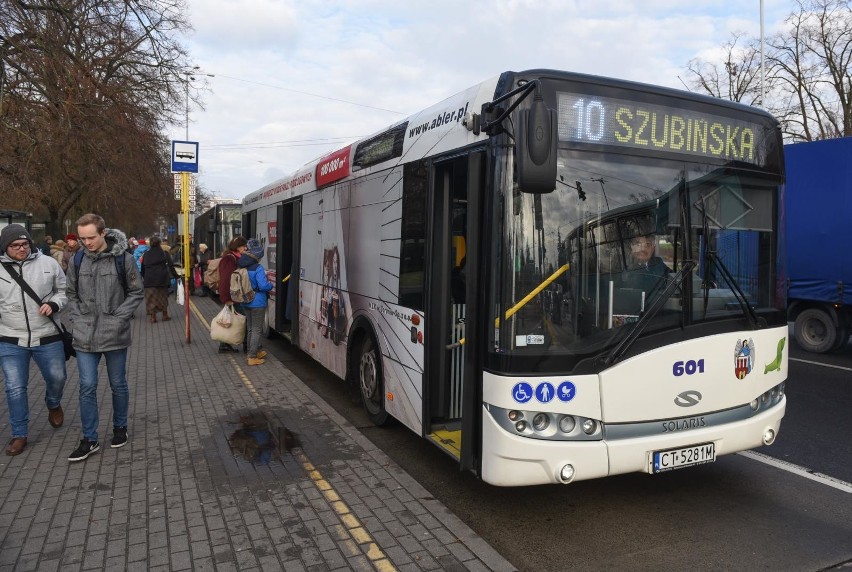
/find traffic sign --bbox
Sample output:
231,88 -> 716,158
171,140 -> 199,173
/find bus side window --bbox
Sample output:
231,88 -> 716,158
398,160 -> 428,310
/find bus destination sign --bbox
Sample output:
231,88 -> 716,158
557,92 -> 767,165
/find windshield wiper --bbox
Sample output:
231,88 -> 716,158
698,202 -> 763,330
603,260 -> 696,366
705,253 -> 764,329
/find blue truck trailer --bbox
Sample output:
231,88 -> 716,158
785,137 -> 852,353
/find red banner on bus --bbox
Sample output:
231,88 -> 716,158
316,146 -> 351,187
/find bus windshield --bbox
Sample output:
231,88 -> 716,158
489,148 -> 784,372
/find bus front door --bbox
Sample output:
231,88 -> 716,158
424,151 -> 484,472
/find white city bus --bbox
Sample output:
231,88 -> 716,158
242,69 -> 787,486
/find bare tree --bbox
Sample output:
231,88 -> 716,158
684,0 -> 852,142
770,0 -> 852,140
686,32 -> 767,105
0,0 -> 198,233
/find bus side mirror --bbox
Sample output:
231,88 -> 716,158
516,98 -> 557,194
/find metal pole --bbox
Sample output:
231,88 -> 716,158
185,74 -> 190,140
760,0 -> 765,106
182,172 -> 192,343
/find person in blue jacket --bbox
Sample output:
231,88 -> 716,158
132,239 -> 150,271
238,239 -> 272,366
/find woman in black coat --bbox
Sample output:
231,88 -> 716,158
141,236 -> 176,323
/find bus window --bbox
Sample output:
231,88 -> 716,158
399,161 -> 428,310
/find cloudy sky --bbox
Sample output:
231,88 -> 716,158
167,0 -> 792,201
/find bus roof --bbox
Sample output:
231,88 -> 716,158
242,69 -> 778,212
242,74 -> 501,212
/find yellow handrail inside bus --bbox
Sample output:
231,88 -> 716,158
456,263 -> 569,347
282,274 -> 291,283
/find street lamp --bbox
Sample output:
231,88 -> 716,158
184,66 -> 199,140
183,66 -> 214,140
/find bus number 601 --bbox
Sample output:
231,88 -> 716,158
672,359 -> 705,376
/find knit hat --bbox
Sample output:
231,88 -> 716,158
1,224 -> 33,252
246,239 -> 264,260
65,233 -> 78,242
54,239 -> 66,249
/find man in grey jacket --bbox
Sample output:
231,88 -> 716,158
0,224 -> 68,456
66,213 -> 143,461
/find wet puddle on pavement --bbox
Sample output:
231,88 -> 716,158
226,409 -> 301,466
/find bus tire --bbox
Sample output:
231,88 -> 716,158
794,308 -> 837,353
356,331 -> 389,426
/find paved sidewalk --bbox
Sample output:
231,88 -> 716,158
0,294 -> 517,571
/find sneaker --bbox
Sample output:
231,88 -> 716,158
68,439 -> 100,462
256,350 -> 267,360
111,427 -> 128,448
246,357 -> 265,366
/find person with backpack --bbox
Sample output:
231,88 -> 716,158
237,239 -> 272,366
65,213 -> 143,462
217,235 -> 248,353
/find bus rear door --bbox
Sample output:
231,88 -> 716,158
275,200 -> 301,343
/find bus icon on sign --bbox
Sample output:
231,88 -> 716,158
176,152 -> 195,160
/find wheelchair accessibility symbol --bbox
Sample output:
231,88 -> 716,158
512,382 -> 534,404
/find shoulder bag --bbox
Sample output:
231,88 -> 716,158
1,262 -> 75,360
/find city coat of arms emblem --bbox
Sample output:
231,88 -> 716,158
734,338 -> 756,379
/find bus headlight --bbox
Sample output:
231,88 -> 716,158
750,398 -> 759,411
582,419 -> 597,435
559,464 -> 575,483
515,420 -> 527,432
532,413 -> 550,432
558,415 -> 576,434
508,410 -> 522,422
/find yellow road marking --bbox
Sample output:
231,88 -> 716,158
192,300 -> 396,571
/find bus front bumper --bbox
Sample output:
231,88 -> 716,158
479,398 -> 786,486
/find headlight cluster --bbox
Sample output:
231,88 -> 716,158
749,382 -> 786,412
491,405 -> 602,441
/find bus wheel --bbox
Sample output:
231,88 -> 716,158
358,334 -> 389,426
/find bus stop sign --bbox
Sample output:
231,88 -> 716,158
172,141 -> 199,173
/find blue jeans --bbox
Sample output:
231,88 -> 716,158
0,341 -> 66,438
77,349 -> 129,442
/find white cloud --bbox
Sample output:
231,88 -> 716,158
170,0 -> 792,200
